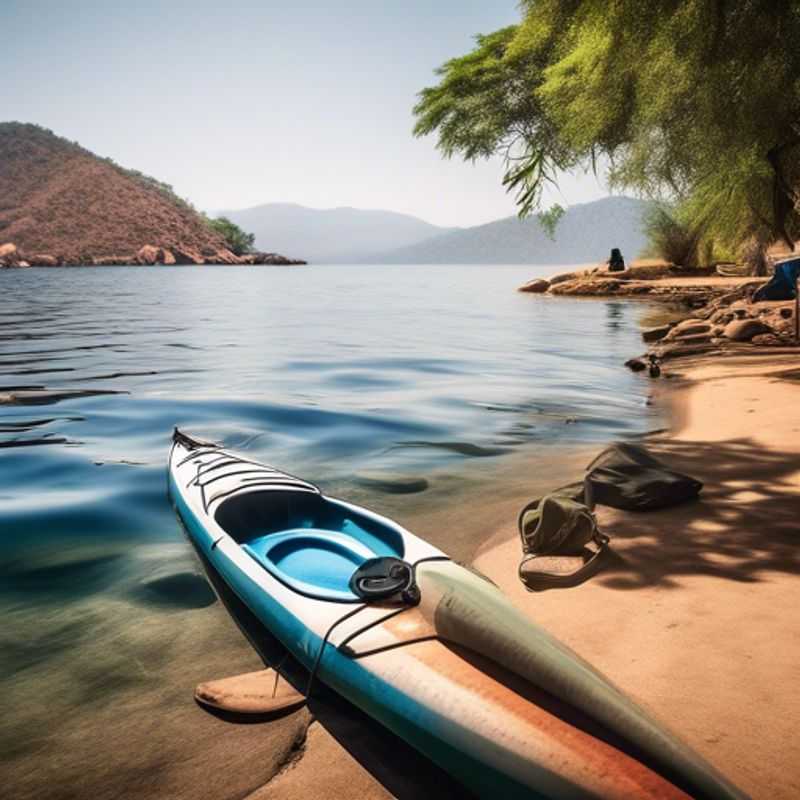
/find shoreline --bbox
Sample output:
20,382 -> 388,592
5,269 -> 797,799
238,337 -> 800,798
519,260 -> 768,306
474,349 -> 800,799
0,241 -> 306,267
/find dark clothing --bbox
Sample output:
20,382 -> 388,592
608,248 -> 625,272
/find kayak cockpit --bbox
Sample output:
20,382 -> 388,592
244,529 -> 375,601
214,489 -> 406,601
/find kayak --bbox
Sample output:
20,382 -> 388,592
168,429 -> 746,800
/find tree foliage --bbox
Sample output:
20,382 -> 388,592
206,216 -> 255,255
414,1 -> 800,252
538,203 -> 565,239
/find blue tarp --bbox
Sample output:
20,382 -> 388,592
754,257 -> 800,301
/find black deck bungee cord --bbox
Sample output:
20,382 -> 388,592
303,556 -> 449,698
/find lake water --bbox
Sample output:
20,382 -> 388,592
0,264 -> 662,797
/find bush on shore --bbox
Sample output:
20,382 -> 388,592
205,216 -> 255,256
642,205 -> 704,268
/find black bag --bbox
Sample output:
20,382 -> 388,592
584,443 -> 702,511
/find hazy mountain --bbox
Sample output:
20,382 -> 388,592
371,197 -> 651,265
224,197 -> 649,265
223,203 -> 455,264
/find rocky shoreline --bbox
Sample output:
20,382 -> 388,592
625,283 -> 799,375
0,242 -> 306,268
519,259 -> 800,369
519,261 -> 763,307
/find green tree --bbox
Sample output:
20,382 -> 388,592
206,216 -> 256,255
414,1 -> 800,251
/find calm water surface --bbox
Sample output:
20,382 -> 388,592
0,262 -> 662,587
1,264 -> 661,793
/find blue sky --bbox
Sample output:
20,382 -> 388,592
1,1 -> 609,226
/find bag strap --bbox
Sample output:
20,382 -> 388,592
518,527 -> 610,590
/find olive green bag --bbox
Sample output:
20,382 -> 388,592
517,485 -> 609,590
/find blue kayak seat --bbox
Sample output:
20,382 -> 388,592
243,528 -> 376,601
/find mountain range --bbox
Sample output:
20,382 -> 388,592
1,121 -> 650,267
219,203 -> 456,264
224,196 -> 651,265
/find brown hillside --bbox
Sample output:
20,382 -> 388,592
0,122 -> 227,261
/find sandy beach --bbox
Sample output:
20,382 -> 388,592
474,352 -> 800,800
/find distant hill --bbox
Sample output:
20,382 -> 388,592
0,122 -> 239,264
222,203 -> 456,264
370,197 -> 651,265
224,197 -> 649,265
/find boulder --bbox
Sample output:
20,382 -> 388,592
655,341 -> 717,360
672,318 -> 708,334
625,357 -> 648,372
159,248 -> 176,265
93,255 -> 133,265
710,308 -> 735,325
212,248 -> 244,265
550,278 -> 628,295
172,245 -> 205,265
665,321 -> 713,341
722,318 -> 773,341
27,254 -> 60,267
547,270 -> 581,286
751,333 -> 784,347
136,244 -> 160,265
0,242 -> 20,267
249,251 -> 307,265
641,324 -> 672,343
673,332 -> 713,346
518,278 -> 550,294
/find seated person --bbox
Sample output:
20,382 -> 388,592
607,247 -> 625,272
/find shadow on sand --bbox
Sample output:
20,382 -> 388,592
597,435 -> 800,590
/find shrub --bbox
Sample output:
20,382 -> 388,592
206,216 -> 255,256
642,204 -> 702,268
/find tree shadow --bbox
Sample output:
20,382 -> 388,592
596,436 -> 800,589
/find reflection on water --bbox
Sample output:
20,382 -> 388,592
605,301 -> 625,332
0,264 -> 659,798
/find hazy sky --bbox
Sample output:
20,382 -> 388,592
1,0 -> 609,227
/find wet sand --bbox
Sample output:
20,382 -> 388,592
476,353 -> 800,799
